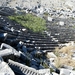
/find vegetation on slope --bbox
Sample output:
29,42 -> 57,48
8,13 -> 46,33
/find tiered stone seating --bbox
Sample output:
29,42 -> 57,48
0,14 -> 58,51
0,7 -> 15,16
46,20 -> 75,43
1,7 -> 75,75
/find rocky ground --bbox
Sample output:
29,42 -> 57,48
0,0 -> 75,11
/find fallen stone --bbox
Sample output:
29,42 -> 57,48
38,69 -> 50,75
60,68 -> 71,75
61,65 -> 73,70
47,52 -> 57,58
47,16 -> 54,22
52,72 -> 59,75
70,71 -> 75,75
58,21 -> 64,26
0,57 -> 15,75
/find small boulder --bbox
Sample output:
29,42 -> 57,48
58,21 -> 64,26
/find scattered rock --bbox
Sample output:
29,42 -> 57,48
61,65 -> 73,70
52,72 -> 59,75
60,68 -> 71,75
58,21 -> 64,26
47,52 -> 57,58
0,57 -> 15,75
47,16 -> 54,22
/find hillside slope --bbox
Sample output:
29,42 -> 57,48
0,0 -> 75,11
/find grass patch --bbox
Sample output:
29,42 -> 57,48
8,13 -> 46,33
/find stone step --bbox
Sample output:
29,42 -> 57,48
27,38 -> 52,41
35,43 -> 58,46
32,41 -> 58,44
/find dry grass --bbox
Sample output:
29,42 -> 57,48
55,57 -> 75,68
54,46 -> 74,57
59,46 -> 73,54
54,47 -> 60,57
54,45 -> 75,68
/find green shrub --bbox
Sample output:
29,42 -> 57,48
8,13 -> 46,33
